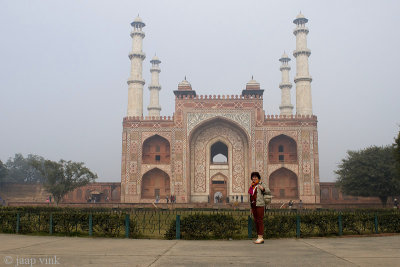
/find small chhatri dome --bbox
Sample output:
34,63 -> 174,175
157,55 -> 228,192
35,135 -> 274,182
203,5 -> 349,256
134,16 -> 143,23
296,12 -> 305,19
293,12 -> 308,24
131,15 -> 145,27
279,52 -> 291,62
178,76 -> 192,91
150,55 -> 161,63
246,76 -> 260,90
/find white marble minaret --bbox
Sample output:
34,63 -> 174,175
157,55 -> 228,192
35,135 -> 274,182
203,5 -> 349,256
293,13 -> 312,115
127,16 -> 146,117
147,55 -> 161,117
279,52 -> 294,116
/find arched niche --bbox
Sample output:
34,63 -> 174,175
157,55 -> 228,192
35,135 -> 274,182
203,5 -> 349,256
142,135 -> 170,164
269,167 -> 298,199
268,134 -> 297,163
210,173 -> 227,203
141,168 -> 170,199
211,141 -> 228,164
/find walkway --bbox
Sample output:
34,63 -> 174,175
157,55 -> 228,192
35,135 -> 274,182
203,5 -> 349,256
0,234 -> 399,266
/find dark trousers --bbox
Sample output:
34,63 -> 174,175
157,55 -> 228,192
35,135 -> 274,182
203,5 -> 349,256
251,205 -> 264,236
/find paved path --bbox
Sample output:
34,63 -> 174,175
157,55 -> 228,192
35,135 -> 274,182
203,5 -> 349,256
1,234 -> 400,266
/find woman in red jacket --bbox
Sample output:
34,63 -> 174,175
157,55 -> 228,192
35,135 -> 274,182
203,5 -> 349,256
248,171 -> 269,244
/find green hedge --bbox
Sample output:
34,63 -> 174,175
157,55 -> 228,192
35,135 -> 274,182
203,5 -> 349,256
165,214 -> 245,240
2,207 -> 400,240
0,209 -> 140,238
165,210 -> 400,240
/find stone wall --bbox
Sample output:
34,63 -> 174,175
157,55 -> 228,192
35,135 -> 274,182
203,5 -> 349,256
0,183 -> 49,204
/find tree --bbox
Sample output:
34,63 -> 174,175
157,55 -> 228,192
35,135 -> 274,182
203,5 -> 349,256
0,160 -> 8,182
335,145 -> 400,206
394,129 -> 400,174
5,154 -> 45,183
31,159 -> 97,205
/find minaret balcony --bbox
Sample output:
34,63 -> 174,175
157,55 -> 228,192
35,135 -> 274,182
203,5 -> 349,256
129,52 -> 146,60
279,83 -> 292,89
148,85 -> 161,90
294,76 -> 312,83
293,27 -> 309,35
280,66 -> 291,71
293,49 -> 311,57
127,79 -> 145,85
147,106 -> 161,111
279,104 -> 294,110
130,31 -> 145,38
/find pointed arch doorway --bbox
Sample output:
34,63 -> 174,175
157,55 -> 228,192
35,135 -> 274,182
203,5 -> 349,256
210,173 -> 227,203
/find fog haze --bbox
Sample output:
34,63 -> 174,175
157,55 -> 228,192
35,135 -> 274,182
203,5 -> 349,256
1,0 -> 399,182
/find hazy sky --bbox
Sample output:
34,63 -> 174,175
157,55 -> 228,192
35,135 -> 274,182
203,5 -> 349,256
1,0 -> 399,182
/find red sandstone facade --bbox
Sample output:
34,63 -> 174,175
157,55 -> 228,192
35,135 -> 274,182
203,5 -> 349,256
120,81 -> 320,204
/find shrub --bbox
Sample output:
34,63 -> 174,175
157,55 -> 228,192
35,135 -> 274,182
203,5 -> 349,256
165,214 -> 242,240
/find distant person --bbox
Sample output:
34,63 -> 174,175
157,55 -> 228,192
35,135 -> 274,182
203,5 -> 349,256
240,195 -> 243,203
166,196 -> 169,204
249,171 -> 269,244
299,199 -> 303,210
394,198 -> 398,209
49,195 -> 52,203
156,195 -> 159,203
288,200 -> 294,210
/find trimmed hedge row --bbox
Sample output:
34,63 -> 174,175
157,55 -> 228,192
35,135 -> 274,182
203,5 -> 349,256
2,207 -> 400,239
0,210 -> 139,238
165,214 -> 246,239
165,210 -> 400,239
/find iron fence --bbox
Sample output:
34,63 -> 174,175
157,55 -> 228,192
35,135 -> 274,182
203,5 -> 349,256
1,209 -> 399,239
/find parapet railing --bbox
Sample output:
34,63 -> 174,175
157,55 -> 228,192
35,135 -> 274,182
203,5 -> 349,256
123,116 -> 174,122
175,94 -> 263,100
123,114 -> 317,122
264,114 -> 317,120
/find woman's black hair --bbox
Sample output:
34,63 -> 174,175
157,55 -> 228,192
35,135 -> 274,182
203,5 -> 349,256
251,171 -> 261,180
